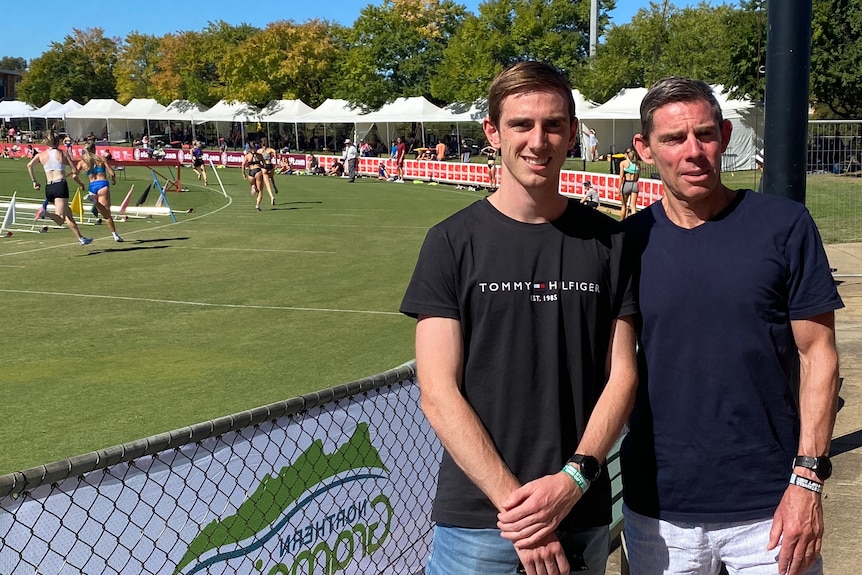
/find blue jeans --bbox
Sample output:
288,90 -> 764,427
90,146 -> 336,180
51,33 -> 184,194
425,524 -> 609,575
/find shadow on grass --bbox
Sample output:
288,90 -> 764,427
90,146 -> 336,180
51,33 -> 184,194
83,245 -> 172,256
130,237 -> 191,244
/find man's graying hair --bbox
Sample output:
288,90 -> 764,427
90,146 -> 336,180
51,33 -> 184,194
487,61 -> 576,127
639,76 -> 724,141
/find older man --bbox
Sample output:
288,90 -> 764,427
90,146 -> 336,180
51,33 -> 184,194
621,76 -> 842,575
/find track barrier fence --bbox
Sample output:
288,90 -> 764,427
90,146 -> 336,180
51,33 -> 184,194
0,362 -> 440,575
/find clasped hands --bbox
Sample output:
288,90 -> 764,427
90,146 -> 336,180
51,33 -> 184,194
497,472 -> 584,575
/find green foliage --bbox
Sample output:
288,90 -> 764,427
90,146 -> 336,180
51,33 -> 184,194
114,32 -> 162,103
580,2 -> 740,102
0,56 -> 27,70
332,0 -> 467,110
433,0 -> 608,105
216,20 -> 340,108
9,2 -> 862,117
811,0 -> 862,118
18,28 -> 118,106
725,0 -> 767,102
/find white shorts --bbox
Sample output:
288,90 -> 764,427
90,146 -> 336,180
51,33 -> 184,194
623,505 -> 823,575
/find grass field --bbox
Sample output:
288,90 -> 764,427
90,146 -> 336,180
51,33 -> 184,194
1,157 -> 859,475
0,162 -> 486,473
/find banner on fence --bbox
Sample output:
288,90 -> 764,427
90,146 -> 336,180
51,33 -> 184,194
0,381 -> 437,575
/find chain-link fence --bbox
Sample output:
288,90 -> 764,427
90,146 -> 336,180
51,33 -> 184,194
806,120 -> 862,276
0,362 -> 439,575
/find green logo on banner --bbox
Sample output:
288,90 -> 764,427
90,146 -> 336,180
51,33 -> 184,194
174,423 -> 389,575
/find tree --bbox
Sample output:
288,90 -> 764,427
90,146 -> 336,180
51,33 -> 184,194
18,28 -> 118,106
432,0 -> 611,105
332,0 -> 467,110
580,2 -> 739,103
215,20 -> 340,107
114,33 -> 162,103
724,0 -> 767,102
0,56 -> 27,70
150,22 -> 259,106
810,0 -> 862,118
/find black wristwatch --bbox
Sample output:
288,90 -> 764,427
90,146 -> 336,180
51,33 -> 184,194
793,455 -> 833,481
567,454 -> 602,482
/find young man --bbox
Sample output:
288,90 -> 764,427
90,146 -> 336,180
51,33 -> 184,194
401,61 -> 638,575
621,76 -> 842,575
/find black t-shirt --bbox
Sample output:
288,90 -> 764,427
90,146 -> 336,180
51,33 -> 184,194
401,198 -> 637,529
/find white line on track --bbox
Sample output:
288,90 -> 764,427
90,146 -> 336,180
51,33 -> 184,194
173,246 -> 335,254
0,288 -> 401,316
0,189 -> 234,258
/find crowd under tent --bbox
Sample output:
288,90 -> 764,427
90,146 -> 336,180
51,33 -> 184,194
259,99 -> 314,150
150,100 -> 210,145
65,99 -> 128,143
194,100 -> 261,148
0,100 -> 37,131
115,98 -> 168,143
298,99 -> 363,152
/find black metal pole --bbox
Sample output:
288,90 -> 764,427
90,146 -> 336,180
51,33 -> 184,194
762,1 -> 812,203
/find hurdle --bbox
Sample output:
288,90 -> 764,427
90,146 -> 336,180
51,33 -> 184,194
0,193 -> 52,236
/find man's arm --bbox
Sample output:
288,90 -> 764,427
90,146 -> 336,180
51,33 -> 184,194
769,311 -> 839,575
26,155 -> 41,189
416,315 -> 570,575
416,315 -> 520,507
497,315 -> 638,547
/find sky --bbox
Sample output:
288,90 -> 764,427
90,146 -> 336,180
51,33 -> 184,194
1,0 -> 721,63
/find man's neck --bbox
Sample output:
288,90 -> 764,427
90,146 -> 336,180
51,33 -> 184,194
487,183 -> 568,224
661,185 -> 736,229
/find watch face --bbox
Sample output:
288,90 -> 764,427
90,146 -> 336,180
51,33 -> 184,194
570,455 -> 601,481
816,457 -> 833,480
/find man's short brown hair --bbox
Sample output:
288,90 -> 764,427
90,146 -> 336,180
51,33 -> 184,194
487,61 -> 576,127
639,76 -> 724,142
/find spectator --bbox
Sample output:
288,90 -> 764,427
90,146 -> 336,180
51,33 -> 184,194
580,180 -> 599,208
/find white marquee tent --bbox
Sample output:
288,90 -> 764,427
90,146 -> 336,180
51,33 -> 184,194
194,100 -> 261,143
299,99 -> 363,151
357,96 -> 469,147
260,99 -> 314,148
115,98 -> 168,141
65,99 -> 128,142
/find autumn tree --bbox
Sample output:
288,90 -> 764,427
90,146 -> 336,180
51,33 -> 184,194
18,28 -> 118,106
114,32 -> 162,103
216,19 -> 340,107
150,21 -> 259,106
332,0 -> 467,110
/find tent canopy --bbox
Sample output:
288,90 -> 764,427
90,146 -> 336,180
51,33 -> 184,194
195,100 -> 260,123
260,99 -> 314,123
65,99 -> 128,142
0,100 -> 36,119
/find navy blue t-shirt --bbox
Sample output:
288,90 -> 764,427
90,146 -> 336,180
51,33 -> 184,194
621,189 -> 843,522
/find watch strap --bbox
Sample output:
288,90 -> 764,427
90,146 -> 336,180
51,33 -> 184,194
790,473 -> 823,494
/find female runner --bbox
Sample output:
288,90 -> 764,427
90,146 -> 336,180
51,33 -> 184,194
78,142 -> 123,242
617,146 -> 640,219
27,129 -> 91,245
